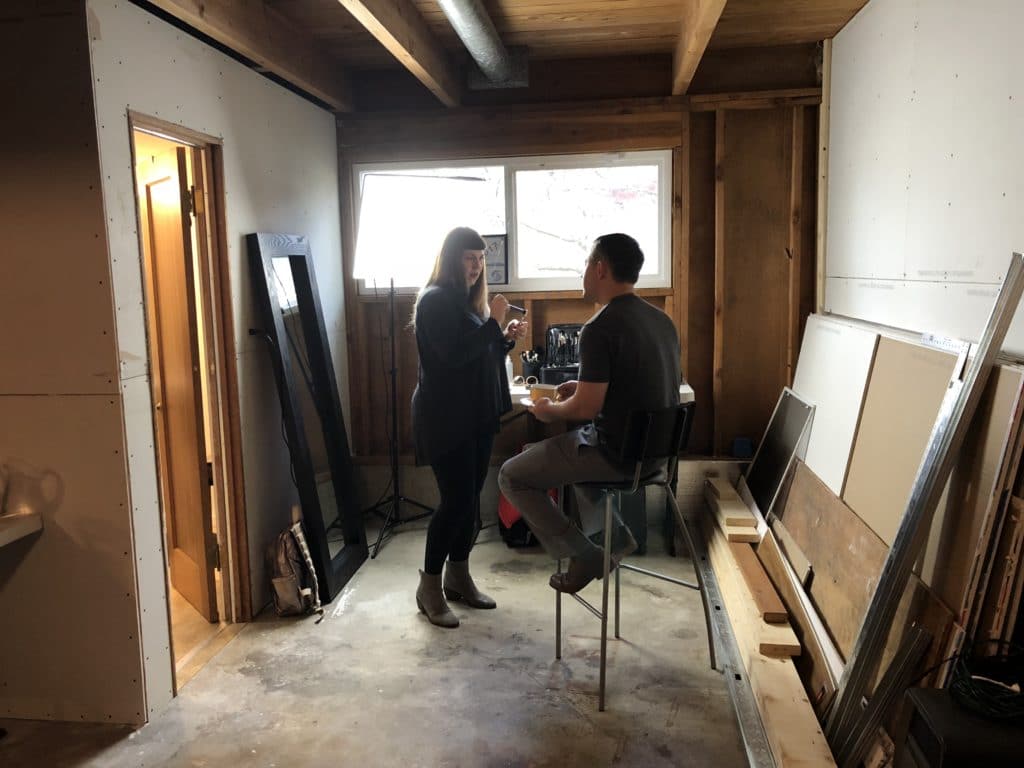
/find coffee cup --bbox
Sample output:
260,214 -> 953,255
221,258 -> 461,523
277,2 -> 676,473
529,383 -> 560,402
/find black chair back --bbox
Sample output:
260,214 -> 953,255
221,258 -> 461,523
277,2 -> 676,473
614,402 -> 696,490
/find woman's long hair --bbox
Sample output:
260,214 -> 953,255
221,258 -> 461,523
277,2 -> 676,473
412,227 -> 489,326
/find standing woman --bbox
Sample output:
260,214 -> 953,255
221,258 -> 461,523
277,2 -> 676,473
411,227 -> 528,628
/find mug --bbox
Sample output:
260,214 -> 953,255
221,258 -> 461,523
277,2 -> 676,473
529,383 -> 559,402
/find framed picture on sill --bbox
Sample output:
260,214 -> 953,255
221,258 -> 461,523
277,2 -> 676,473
483,234 -> 508,286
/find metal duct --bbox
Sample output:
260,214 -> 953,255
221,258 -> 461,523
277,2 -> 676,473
436,0 -> 515,84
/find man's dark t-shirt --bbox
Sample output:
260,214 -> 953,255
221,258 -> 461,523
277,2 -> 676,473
578,293 -> 681,460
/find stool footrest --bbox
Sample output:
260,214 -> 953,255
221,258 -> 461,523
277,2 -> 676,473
568,591 -> 605,620
619,562 -> 699,590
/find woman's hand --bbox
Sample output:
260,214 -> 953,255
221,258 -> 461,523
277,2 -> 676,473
504,319 -> 529,345
490,294 -> 509,326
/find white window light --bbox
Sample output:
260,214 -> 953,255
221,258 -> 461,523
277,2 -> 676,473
352,150 -> 672,294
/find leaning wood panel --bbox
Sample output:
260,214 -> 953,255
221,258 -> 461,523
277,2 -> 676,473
776,460 -> 888,660
0,395 -> 143,723
842,337 -> 958,546
715,107 -> 794,453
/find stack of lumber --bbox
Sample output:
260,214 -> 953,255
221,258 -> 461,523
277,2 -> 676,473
700,314 -> 1024,765
704,479 -> 836,767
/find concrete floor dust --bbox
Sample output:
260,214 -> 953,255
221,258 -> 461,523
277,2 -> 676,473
0,523 -> 746,767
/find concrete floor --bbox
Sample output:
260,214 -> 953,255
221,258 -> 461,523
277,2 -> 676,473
0,522 -> 746,768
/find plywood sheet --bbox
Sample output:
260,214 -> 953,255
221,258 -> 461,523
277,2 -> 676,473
0,394 -> 143,723
792,314 -> 879,494
716,107 -> 794,453
920,365 -> 1024,616
842,337 -> 959,545
777,460 -> 888,660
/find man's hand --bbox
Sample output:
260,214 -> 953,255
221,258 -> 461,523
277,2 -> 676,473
531,397 -> 557,423
556,379 -> 578,400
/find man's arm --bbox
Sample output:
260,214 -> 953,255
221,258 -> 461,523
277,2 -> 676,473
532,380 -> 608,423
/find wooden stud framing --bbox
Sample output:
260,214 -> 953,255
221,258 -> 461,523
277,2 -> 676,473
787,107 -> 805,385
816,40 -> 832,314
713,109 -> 726,455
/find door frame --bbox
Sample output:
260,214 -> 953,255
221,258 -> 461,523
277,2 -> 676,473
129,111 -> 252,626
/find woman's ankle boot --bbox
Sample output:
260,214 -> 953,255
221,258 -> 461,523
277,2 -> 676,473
443,559 -> 496,609
416,570 -> 459,628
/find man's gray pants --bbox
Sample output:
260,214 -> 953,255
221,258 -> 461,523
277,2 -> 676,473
497,428 -> 631,560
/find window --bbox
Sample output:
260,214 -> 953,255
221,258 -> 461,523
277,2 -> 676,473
352,150 -> 671,293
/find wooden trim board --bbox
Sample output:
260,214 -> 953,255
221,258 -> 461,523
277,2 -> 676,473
730,540 -> 789,623
706,489 -> 761,542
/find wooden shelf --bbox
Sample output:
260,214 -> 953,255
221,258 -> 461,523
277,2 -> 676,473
0,512 -> 42,548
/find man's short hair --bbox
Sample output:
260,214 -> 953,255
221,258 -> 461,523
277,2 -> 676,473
591,233 -> 644,284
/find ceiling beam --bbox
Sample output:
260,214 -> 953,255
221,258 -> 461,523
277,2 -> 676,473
672,0 -> 728,95
337,0 -> 461,107
146,0 -> 353,111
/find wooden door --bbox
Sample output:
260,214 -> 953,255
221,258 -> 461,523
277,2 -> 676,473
141,144 -> 218,622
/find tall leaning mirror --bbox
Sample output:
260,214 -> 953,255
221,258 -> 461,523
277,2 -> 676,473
248,232 -> 367,603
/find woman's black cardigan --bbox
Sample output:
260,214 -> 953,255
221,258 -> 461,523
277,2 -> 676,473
411,285 -> 513,465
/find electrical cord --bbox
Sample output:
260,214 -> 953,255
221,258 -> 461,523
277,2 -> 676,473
948,640 -> 1024,721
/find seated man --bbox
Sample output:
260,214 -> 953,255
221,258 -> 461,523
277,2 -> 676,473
498,233 -> 681,593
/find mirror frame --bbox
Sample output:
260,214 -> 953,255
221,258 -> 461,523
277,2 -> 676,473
247,232 -> 367,603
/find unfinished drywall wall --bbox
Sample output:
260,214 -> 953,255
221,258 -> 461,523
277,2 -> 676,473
825,0 -> 1024,351
86,0 -> 347,718
0,2 -> 144,724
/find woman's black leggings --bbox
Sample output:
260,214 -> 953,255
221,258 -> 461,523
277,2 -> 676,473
424,431 -> 494,574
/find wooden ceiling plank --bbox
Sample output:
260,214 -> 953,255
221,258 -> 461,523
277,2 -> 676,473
672,0 -> 728,95
147,0 -> 353,111
337,0 -> 461,106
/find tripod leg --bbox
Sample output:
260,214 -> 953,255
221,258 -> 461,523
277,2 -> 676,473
370,498 -> 398,559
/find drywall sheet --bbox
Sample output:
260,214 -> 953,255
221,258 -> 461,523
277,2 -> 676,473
776,461 -> 888,660
842,337 -> 958,546
826,0 -> 1024,350
87,0 -> 347,624
920,365 -> 1024,616
792,314 -> 878,494
0,1 -> 119,394
0,395 -> 143,723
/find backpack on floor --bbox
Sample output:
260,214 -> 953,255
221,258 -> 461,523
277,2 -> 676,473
267,521 -> 323,617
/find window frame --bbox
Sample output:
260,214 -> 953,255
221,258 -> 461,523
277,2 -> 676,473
351,149 -> 673,295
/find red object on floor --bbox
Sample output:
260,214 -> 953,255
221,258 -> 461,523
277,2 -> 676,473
498,487 -> 558,528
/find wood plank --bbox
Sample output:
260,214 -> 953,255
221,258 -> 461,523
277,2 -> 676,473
776,460 -> 888,660
757,530 -> 840,715
713,109 -> 726,453
787,106 -> 804,387
773,517 -> 812,586
731,540 -> 789,623
705,514 -> 834,766
147,0 -> 353,110
688,88 -> 822,111
706,477 -> 757,525
671,0 -> 728,95
686,111 -> 718,454
706,513 -> 800,658
706,488 -> 760,541
842,336 -> 959,546
338,0 -> 459,107
791,314 -> 879,495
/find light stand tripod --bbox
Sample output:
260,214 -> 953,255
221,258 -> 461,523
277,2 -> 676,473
366,278 -> 433,558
